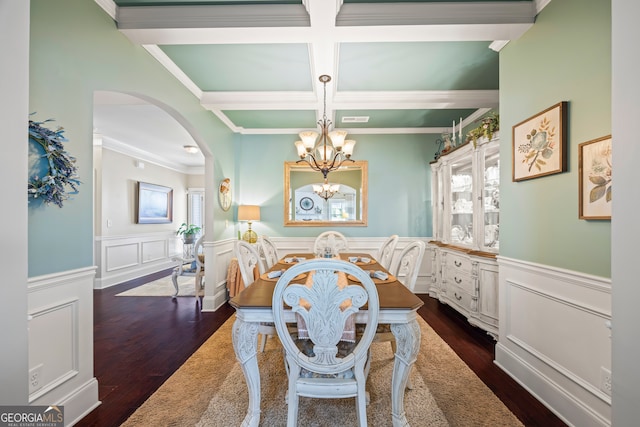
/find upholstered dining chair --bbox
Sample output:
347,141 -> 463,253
376,234 -> 399,271
272,259 -> 380,427
234,240 -> 276,352
374,240 -> 425,389
259,235 -> 279,270
313,231 -> 349,256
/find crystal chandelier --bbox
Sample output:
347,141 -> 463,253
295,75 -> 356,183
313,179 -> 340,201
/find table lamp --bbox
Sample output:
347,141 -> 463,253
238,205 -> 260,244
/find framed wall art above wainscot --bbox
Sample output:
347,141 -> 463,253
579,135 -> 612,220
136,181 -> 173,224
512,101 -> 567,182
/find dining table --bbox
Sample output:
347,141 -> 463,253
229,252 -> 424,427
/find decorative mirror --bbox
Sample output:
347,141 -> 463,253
284,161 -> 367,227
219,178 -> 231,211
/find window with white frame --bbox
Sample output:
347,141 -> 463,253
187,188 -> 205,237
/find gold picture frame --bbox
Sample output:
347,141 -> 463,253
579,135 -> 612,220
512,101 -> 567,181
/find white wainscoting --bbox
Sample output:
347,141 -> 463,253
201,238 -> 236,312
94,232 -> 182,289
28,267 -> 100,426
496,256 -> 611,427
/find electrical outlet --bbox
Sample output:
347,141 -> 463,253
600,367 -> 612,396
29,364 -> 44,393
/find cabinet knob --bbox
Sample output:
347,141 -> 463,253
454,292 -> 462,301
455,276 -> 463,284
454,260 -> 462,267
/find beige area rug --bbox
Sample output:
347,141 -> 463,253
122,316 -> 523,427
115,274 -> 196,297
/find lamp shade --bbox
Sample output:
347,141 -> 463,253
238,205 -> 260,222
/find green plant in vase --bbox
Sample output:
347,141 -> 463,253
176,223 -> 201,244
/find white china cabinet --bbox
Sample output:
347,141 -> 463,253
429,134 -> 500,338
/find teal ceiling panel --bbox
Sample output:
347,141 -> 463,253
336,108 -> 477,128
224,110 -> 317,129
337,42 -> 498,91
160,44 -> 312,91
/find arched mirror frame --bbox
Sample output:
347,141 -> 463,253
284,160 -> 368,227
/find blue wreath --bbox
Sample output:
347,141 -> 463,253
28,116 -> 80,208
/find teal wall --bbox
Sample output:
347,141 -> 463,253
500,0 -> 611,277
29,0 -> 234,277
235,133 -> 435,239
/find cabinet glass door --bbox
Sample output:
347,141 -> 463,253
450,157 -> 474,246
482,147 -> 500,250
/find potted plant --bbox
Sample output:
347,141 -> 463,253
466,112 -> 499,147
176,223 -> 201,244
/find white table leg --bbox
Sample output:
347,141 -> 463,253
390,320 -> 421,427
232,318 -> 261,427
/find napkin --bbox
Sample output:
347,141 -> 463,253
348,256 -> 372,264
371,270 -> 388,280
267,270 -> 283,279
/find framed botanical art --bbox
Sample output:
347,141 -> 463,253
579,135 -> 612,220
512,101 -> 567,181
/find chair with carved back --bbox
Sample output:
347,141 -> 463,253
272,259 -> 380,427
259,235 -> 279,270
313,231 -> 349,256
376,234 -> 399,271
234,240 -> 276,352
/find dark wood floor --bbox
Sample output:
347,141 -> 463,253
77,271 -> 566,427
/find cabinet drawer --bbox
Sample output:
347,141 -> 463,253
444,270 -> 474,295
444,252 -> 472,275
448,286 -> 474,312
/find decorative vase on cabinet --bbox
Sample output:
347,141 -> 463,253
428,134 -> 499,339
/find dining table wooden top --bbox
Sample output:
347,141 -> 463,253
229,252 -> 424,311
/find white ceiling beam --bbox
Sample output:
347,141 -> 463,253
120,23 -> 531,46
333,90 -> 499,110
199,90 -> 498,111
201,91 -> 318,110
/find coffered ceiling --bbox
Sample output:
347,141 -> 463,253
93,0 -> 547,169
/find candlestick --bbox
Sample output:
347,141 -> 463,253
459,117 -> 462,140
452,121 -> 456,143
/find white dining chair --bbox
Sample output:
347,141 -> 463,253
376,234 -> 399,271
313,231 -> 349,256
234,240 -> 275,352
272,259 -> 380,427
389,240 -> 426,293
259,235 -> 279,270
171,235 -> 206,309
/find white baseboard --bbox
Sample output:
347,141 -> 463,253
59,378 -> 101,427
